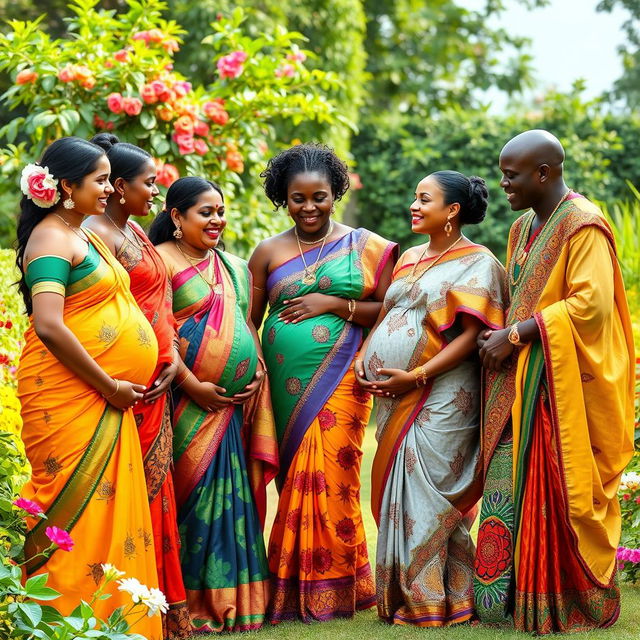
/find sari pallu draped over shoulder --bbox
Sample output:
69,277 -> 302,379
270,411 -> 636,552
368,244 -> 505,627
170,249 -> 278,633
18,230 -> 162,640
263,228 -> 397,623
115,224 -> 189,639
474,195 -> 635,634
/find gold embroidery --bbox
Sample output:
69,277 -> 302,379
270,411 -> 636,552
449,450 -> 465,481
44,454 -> 62,476
124,533 -> 137,559
86,562 -> 104,585
96,478 -> 116,502
97,322 -> 117,345
137,325 -> 151,348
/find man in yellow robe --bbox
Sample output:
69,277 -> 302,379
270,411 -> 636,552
473,129 -> 635,634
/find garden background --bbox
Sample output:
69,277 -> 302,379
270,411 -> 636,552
0,0 -> 639,637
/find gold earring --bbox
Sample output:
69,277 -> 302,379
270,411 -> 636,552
173,226 -> 183,239
444,219 -> 452,237
63,197 -> 75,210
119,196 -> 126,205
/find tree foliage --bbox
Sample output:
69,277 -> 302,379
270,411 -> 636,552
0,0 -> 347,253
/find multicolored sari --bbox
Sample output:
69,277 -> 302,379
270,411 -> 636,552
474,195 -> 635,634
115,224 -> 189,638
18,230 -> 162,640
263,228 -> 397,623
168,249 -> 278,633
365,244 -> 505,627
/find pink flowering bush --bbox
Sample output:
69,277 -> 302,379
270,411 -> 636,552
0,0 -> 344,255
618,466 -> 640,583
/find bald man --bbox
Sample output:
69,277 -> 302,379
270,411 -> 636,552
473,130 -> 635,633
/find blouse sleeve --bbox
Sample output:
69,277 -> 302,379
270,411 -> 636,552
25,255 -> 71,297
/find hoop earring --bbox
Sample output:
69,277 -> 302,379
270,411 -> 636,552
444,219 -> 452,237
63,197 -> 75,210
119,196 -> 126,205
173,226 -> 183,239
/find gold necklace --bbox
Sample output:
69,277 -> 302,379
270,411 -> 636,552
406,235 -> 465,284
295,221 -> 333,285
510,189 -> 571,286
294,221 -> 334,245
175,241 -> 223,294
105,214 -> 147,253
54,213 -> 89,244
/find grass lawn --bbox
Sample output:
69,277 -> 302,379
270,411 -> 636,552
201,425 -> 640,638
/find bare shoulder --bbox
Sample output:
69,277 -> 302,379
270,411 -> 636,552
25,220 -> 75,265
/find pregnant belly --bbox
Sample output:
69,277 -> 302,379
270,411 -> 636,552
362,308 -> 424,382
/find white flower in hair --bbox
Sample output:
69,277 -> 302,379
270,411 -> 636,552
20,163 -> 60,208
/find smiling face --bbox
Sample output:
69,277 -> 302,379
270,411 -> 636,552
173,188 -> 225,252
409,175 -> 458,236
287,171 -> 333,236
66,154 -> 114,215
118,158 -> 159,217
499,151 -> 542,211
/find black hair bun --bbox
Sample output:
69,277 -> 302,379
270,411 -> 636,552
463,175 -> 488,225
90,132 -> 120,152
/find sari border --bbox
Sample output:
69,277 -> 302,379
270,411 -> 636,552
535,311 -> 613,590
24,403 -> 123,574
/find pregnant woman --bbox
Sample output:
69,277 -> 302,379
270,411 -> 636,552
357,170 -> 506,627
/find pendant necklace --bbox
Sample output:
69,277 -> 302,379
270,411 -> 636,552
295,221 -> 333,285
175,241 -> 223,294
406,235 -> 465,284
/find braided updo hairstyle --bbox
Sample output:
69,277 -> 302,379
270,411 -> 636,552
430,170 -> 489,225
260,143 -> 350,209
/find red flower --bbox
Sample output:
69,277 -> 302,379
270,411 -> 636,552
123,97 -> 142,117
299,548 -> 313,574
225,147 -> 244,173
313,470 -> 327,495
293,471 -> 307,493
174,115 -> 194,136
312,547 -> 333,574
623,494 -> 631,501
150,80 -> 171,101
4,321 -> 12,330
106,92 -> 124,114
286,507 -> 301,532
16,69 -> 38,85
0,354 -> 9,365
173,133 -> 195,156
155,160 -> 179,188
635,497 -> 640,504
45,526 -> 74,551
114,49 -> 130,62
141,84 -> 158,105
474,516 -> 512,582
352,381 -> 372,404
336,445 -> 360,470
57,65 -> 75,82
193,120 -> 210,137
335,517 -> 356,543
318,408 -> 337,431
203,100 -> 229,126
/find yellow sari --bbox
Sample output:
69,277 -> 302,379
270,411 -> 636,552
18,230 -> 162,640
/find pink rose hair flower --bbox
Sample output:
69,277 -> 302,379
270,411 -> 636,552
45,526 -> 74,551
217,51 -> 248,79
13,497 -> 43,517
20,164 -> 60,208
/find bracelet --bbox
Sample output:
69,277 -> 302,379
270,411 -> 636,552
103,378 -> 120,399
347,298 -> 356,322
413,365 -> 429,387
507,323 -> 525,347
174,369 -> 192,389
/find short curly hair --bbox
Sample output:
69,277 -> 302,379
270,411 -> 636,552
261,143 -> 350,209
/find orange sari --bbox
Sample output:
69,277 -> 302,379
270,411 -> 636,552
18,230 -> 162,640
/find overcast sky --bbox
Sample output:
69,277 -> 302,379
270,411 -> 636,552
461,0 -> 628,108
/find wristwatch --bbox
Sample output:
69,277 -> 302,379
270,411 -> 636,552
507,323 -> 525,347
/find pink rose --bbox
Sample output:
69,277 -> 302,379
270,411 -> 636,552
173,115 -> 194,136
132,30 -> 150,43
173,81 -> 191,97
58,65 -> 75,83
194,139 -> 209,156
173,133 -> 195,155
155,160 -> 179,188
203,100 -> 229,126
193,120 -> 209,137
141,84 -> 158,105
287,51 -> 307,63
217,51 -> 248,79
27,173 -> 58,205
45,526 -> 74,551
123,97 -> 143,116
150,80 -> 171,101
275,64 -> 295,78
107,92 -> 124,114
162,39 -> 180,53
13,498 -> 43,516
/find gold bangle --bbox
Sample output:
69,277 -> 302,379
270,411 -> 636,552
413,365 -> 429,387
103,378 -> 120,399
347,298 -> 356,322
175,370 -> 192,389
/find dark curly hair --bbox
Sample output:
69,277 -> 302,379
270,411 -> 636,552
260,143 -> 350,209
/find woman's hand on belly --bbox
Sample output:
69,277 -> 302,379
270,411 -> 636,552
279,293 -> 340,324
367,367 -> 417,398
231,369 -> 265,405
187,380 -> 233,412
143,360 -> 179,403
